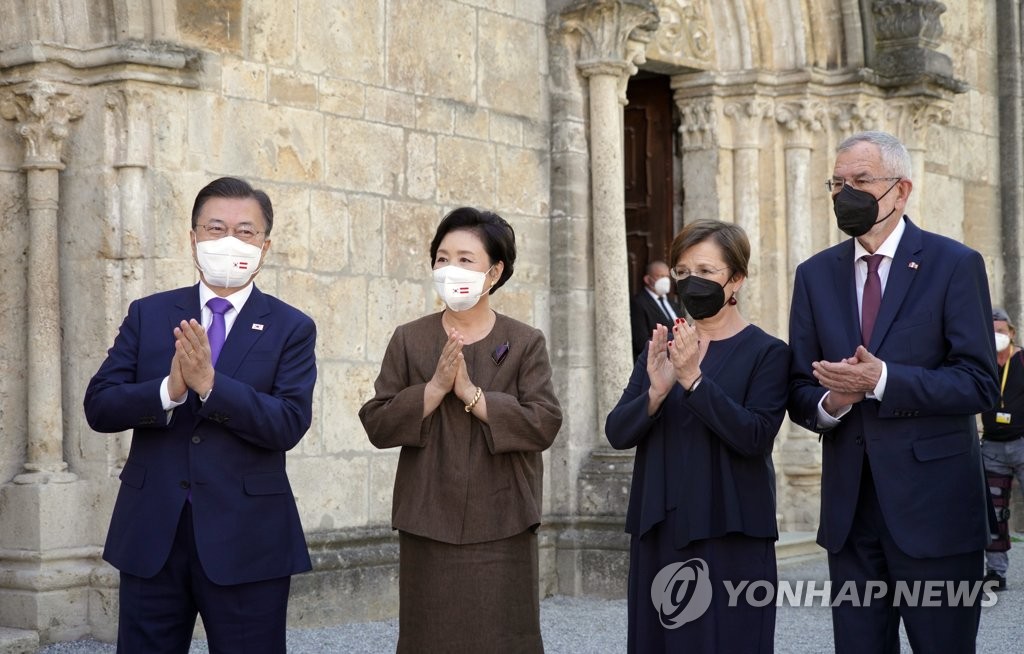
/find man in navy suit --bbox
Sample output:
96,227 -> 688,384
788,132 -> 998,653
84,177 -> 317,653
629,260 -> 682,358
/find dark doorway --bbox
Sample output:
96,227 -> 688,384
624,74 -> 676,296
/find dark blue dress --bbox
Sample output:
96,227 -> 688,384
605,324 -> 790,653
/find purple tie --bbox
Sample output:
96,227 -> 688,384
207,297 -> 232,365
861,254 -> 884,346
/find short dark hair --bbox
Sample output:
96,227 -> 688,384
669,220 -> 750,281
429,207 -> 516,294
191,177 -> 274,236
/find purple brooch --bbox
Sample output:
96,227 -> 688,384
492,341 -> 510,365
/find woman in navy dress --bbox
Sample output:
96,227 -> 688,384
606,220 -> 790,653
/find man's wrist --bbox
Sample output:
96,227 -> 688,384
199,385 -> 213,403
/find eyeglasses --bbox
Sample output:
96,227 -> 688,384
825,176 -> 902,193
670,265 -> 729,281
195,221 -> 265,244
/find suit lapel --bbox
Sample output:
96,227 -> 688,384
832,240 -> 861,352
215,285 -> 270,375
170,284 -> 202,335
869,218 -> 923,351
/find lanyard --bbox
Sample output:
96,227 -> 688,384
1000,346 -> 1016,409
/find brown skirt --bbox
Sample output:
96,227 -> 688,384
397,530 -> 543,654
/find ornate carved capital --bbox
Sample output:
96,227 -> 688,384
723,98 -> 772,149
0,81 -> 84,170
775,101 -> 827,148
830,100 -> 885,138
646,0 -> 714,69
676,98 -> 717,151
886,97 -> 952,144
560,0 -> 660,74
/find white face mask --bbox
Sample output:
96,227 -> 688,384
653,276 -> 671,297
995,332 -> 1011,352
194,236 -> 265,289
433,265 -> 491,312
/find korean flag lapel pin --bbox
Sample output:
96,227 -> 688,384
908,261 -> 919,270
252,323 -> 265,331
492,341 -> 510,366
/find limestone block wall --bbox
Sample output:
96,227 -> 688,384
0,0 -> 558,640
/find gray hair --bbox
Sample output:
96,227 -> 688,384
837,131 -> 913,180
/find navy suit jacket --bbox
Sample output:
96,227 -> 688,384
788,218 -> 999,558
84,284 -> 316,585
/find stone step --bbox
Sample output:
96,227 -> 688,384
0,628 -> 38,654
775,531 -> 821,562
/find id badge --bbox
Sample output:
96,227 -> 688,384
996,412 -> 1012,424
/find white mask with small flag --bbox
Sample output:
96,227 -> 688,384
433,265 -> 492,312
195,236 -> 264,288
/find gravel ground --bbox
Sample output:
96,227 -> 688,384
36,542 -> 1023,653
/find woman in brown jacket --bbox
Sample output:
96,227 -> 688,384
359,207 -> 562,653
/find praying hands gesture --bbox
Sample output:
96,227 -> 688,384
646,320 -> 703,415
170,319 -> 215,398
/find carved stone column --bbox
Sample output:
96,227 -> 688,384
553,0 -> 659,598
722,97 -> 771,326
774,100 -> 826,530
560,0 -> 659,424
887,98 -> 953,227
1,81 -> 83,484
104,88 -> 152,469
675,96 -> 723,230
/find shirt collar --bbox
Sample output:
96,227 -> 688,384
854,215 -> 906,262
199,281 -> 254,313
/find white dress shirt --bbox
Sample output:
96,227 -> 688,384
159,282 -> 255,411
645,286 -> 678,321
816,217 -> 906,427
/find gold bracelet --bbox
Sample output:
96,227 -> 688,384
464,386 -> 482,412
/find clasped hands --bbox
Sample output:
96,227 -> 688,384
168,319 -> 215,401
428,328 -> 479,407
646,321 -> 701,407
812,345 -> 883,412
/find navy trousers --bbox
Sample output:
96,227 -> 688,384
828,458 -> 984,654
116,503 -> 291,654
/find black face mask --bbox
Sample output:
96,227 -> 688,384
676,275 -> 727,320
832,180 -> 900,237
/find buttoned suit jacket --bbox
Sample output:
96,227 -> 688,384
84,284 -> 316,585
630,290 -> 682,358
788,218 -> 999,558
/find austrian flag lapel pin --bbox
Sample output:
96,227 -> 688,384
908,261 -> 919,269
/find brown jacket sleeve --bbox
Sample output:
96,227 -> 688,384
359,323 -> 433,449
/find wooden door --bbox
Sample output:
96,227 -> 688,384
624,75 -> 675,296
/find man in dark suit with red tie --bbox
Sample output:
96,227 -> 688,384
84,177 -> 317,653
788,132 -> 999,653
629,259 -> 682,358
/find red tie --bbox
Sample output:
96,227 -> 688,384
861,254 -> 884,346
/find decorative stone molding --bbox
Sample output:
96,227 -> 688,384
560,0 -> 660,75
0,81 -> 84,170
676,97 -> 717,151
775,100 -> 827,148
886,96 -> 952,144
723,98 -> 773,149
868,0 -> 967,94
645,0 -> 715,71
830,100 -> 885,139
